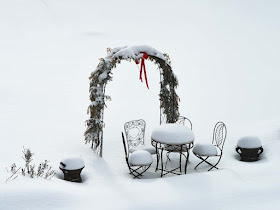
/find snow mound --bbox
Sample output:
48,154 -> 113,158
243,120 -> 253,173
59,157 -> 85,170
193,143 -> 218,156
128,150 -> 153,166
237,136 -> 262,148
152,124 -> 195,144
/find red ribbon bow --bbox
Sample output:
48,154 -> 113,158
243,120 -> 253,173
136,52 -> 149,89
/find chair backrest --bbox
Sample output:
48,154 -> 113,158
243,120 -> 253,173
212,122 -> 227,150
176,116 -> 193,130
124,119 -> 146,148
122,132 -> 128,161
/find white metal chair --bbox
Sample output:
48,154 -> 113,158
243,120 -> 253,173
124,119 -> 156,155
193,122 -> 227,171
122,132 -> 153,178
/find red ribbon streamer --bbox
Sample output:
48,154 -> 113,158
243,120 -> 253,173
136,52 -> 149,89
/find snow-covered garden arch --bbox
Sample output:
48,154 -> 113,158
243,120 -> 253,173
85,46 -> 180,157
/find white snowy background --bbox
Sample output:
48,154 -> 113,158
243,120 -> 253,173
0,0 -> 280,209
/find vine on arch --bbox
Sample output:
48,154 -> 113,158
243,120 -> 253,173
84,46 -> 180,157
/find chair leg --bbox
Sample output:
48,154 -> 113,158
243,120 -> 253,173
132,165 -> 151,179
194,154 -> 219,170
208,156 -> 222,171
129,166 -> 143,176
194,155 -> 209,169
132,174 -> 140,179
203,159 -> 218,170
129,168 -> 141,178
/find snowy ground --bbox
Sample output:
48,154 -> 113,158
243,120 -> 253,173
1,0 -> 280,209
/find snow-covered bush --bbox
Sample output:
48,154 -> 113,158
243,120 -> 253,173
6,148 -> 55,182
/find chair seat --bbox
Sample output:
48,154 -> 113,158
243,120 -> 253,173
128,150 -> 153,166
129,145 -> 157,155
193,143 -> 218,156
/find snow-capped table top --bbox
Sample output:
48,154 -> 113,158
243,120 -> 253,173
151,124 -> 195,145
237,136 -> 262,149
59,157 -> 85,170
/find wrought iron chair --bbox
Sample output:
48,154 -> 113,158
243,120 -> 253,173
193,122 -> 227,171
122,132 -> 153,178
124,119 -> 156,155
176,116 -> 193,129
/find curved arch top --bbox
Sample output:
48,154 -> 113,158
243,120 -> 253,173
85,45 -> 180,157
106,45 -> 171,66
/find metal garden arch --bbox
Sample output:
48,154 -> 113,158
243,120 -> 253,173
85,45 -> 180,157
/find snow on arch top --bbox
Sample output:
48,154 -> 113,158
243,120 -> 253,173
106,45 -> 170,65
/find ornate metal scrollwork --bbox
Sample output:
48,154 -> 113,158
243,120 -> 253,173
124,119 -> 146,148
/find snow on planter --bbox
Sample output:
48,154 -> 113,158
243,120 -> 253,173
236,136 -> 263,162
59,157 -> 85,182
60,157 -> 85,170
237,136 -> 262,149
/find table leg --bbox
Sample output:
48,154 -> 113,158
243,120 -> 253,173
155,143 -> 159,172
179,145 -> 183,172
185,149 -> 190,174
161,147 -> 164,177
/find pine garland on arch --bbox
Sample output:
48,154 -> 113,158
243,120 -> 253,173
84,46 -> 180,157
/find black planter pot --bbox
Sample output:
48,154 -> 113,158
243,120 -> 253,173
59,166 -> 85,182
236,146 -> 263,162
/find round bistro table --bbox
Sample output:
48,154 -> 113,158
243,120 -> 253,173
151,124 -> 195,177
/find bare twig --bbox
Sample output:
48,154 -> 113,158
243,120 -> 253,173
5,167 -> 21,183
